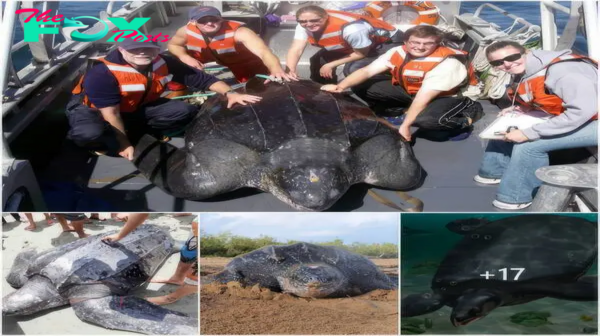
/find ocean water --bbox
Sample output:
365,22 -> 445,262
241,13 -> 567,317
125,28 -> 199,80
6,1 -> 588,71
401,213 -> 598,335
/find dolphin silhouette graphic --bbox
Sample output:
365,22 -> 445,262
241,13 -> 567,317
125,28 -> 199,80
60,17 -> 89,40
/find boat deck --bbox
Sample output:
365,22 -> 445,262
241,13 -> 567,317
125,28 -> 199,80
6,5 -> 561,212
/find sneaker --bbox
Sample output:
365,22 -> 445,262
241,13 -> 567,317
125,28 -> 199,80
492,199 -> 532,210
474,175 -> 501,185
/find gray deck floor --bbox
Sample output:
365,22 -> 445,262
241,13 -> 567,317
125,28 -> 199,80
32,5 -> 502,212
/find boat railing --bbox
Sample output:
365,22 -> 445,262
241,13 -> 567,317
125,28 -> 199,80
473,3 -> 535,37
1,1 -> 180,158
540,0 -> 598,59
454,3 -> 539,50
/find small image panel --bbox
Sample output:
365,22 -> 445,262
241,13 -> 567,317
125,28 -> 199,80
199,212 -> 399,335
401,213 -> 598,335
2,212 -> 199,335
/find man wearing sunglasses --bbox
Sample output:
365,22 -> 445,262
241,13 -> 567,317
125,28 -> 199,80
321,25 -> 483,141
474,40 -> 598,210
167,6 -> 296,83
286,5 -> 402,85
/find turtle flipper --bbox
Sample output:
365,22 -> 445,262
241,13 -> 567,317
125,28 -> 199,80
354,133 -> 424,190
401,292 -> 446,317
134,134 -> 260,200
3,275 -> 68,316
208,269 -> 243,284
6,247 -> 38,288
535,276 -> 598,301
71,295 -> 197,335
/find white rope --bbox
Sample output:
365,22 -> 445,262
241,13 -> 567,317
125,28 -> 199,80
501,17 -> 523,35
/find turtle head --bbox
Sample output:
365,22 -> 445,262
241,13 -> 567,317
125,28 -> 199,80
272,165 -> 349,211
3,276 -> 62,316
451,289 -> 502,326
276,263 -> 347,298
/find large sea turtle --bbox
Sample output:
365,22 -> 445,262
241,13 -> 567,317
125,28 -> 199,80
2,225 -> 197,335
133,79 -> 424,211
203,242 -> 397,298
401,214 -> 598,326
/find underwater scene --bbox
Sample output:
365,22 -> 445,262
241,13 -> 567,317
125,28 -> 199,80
401,213 -> 598,335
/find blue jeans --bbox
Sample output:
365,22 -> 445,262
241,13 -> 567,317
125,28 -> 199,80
477,120 -> 598,204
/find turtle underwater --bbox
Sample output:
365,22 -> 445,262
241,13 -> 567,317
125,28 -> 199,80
133,78 -> 424,211
2,225 -> 197,335
202,242 -> 397,298
401,214 -> 598,326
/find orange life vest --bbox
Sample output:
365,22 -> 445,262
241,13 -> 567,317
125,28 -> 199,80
509,54 -> 598,120
306,9 -> 397,54
185,20 -> 262,67
389,45 -> 480,96
72,56 -> 172,113
363,1 -> 440,25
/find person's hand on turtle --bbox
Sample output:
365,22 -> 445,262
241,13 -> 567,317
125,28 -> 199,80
286,70 -> 300,81
226,92 -> 262,109
268,71 -> 298,83
320,84 -> 344,93
399,122 -> 412,141
101,233 -> 123,244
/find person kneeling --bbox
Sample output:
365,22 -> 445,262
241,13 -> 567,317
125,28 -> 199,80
321,25 -> 483,141
66,39 -> 261,160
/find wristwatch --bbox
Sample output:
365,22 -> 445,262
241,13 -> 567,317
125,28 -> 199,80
224,89 -> 236,97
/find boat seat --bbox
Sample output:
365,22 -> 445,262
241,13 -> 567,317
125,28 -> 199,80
529,163 -> 598,212
2,159 -> 47,211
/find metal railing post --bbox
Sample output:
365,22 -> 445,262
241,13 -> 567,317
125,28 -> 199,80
0,0 -> 20,93
583,0 -> 599,60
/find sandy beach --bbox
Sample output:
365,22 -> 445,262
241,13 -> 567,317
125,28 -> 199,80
2,213 -> 199,335
200,257 -> 398,335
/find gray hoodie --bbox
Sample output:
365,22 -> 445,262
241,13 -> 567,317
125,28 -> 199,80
516,49 -> 597,140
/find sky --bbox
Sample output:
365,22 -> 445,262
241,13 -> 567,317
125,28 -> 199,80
200,213 -> 399,244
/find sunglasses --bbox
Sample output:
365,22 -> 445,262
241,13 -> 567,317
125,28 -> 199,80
297,18 -> 322,24
489,53 -> 522,67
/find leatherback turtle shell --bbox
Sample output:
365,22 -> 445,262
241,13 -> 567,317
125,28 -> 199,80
189,79 -> 398,150
215,242 -> 396,295
432,215 -> 597,293
134,78 -> 424,211
22,225 -> 175,295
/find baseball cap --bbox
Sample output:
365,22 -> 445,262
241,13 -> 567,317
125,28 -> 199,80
189,6 -> 221,21
117,39 -> 161,51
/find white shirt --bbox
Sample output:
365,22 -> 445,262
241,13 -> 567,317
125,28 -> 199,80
294,21 -> 397,49
371,46 -> 468,92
